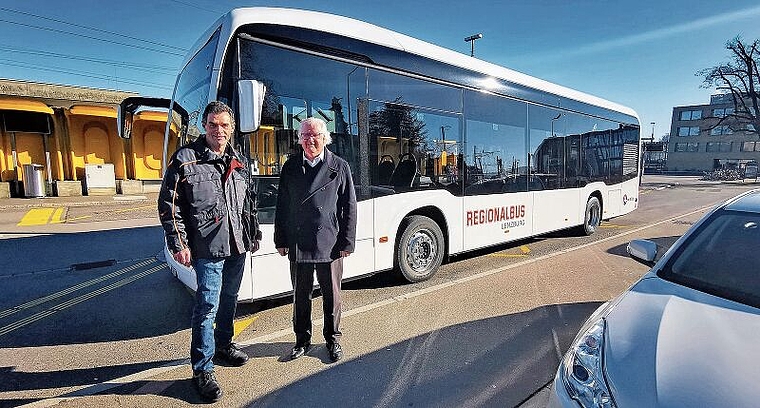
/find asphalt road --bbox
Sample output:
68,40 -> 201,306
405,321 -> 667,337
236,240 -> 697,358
0,176 -> 756,407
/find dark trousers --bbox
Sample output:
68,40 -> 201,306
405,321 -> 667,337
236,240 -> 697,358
290,259 -> 343,346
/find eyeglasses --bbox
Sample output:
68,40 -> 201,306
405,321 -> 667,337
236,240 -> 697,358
300,132 -> 324,139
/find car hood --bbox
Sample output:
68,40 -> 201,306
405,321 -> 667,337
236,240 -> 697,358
604,276 -> 760,407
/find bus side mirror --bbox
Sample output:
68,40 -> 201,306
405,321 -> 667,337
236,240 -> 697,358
118,96 -> 173,139
238,80 -> 266,133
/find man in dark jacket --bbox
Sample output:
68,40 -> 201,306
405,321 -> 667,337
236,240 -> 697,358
158,101 -> 261,402
274,117 -> 357,363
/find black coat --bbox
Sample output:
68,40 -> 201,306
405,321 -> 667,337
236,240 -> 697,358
274,148 -> 357,263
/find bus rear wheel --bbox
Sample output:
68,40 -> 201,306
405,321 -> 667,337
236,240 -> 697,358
396,215 -> 444,282
580,196 -> 602,236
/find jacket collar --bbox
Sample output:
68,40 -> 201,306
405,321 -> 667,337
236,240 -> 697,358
191,136 -> 241,162
321,148 -> 340,172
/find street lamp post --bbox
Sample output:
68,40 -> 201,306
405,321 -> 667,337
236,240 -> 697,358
464,33 -> 483,57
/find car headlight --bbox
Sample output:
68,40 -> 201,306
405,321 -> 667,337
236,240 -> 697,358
561,318 -> 616,408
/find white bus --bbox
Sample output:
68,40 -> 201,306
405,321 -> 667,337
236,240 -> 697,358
119,7 -> 641,302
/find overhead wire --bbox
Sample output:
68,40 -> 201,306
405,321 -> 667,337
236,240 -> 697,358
0,6 -> 189,94
165,0 -> 222,14
0,18 -> 186,57
1,59 -> 174,91
0,6 -> 187,53
0,45 -> 178,74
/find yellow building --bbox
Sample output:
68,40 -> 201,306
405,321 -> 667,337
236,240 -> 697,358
0,79 -> 171,198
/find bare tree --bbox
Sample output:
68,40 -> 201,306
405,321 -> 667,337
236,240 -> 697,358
698,36 -> 760,135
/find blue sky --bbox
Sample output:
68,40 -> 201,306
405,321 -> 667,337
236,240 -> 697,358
2,0 -> 760,140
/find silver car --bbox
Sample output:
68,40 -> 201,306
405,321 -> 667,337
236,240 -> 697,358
549,189 -> 760,408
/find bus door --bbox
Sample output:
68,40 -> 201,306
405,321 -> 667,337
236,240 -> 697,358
462,91 -> 532,250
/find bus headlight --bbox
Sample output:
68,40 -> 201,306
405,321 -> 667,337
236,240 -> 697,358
561,318 -> 616,408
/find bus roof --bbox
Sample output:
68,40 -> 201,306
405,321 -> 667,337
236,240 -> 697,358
192,7 -> 638,121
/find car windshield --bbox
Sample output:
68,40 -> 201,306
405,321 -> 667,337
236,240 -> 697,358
660,209 -> 760,308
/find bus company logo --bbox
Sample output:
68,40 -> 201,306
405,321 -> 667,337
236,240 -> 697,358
623,194 -> 635,205
466,205 -> 526,227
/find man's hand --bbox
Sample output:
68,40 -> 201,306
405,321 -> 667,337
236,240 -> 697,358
252,240 -> 260,253
173,248 -> 192,266
340,250 -> 352,258
277,248 -> 288,256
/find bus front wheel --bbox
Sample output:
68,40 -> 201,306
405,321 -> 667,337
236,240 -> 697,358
396,215 -> 444,282
580,196 -> 602,236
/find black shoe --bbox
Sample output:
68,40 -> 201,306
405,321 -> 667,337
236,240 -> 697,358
193,370 -> 222,402
215,342 -> 249,367
328,343 -> 343,362
290,343 -> 311,360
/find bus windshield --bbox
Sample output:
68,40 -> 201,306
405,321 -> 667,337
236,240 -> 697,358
172,28 -> 221,144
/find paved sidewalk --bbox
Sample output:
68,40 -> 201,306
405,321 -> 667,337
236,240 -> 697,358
641,174 -> 758,189
0,192 -> 159,211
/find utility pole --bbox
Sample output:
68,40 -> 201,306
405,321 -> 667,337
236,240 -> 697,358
464,33 -> 483,57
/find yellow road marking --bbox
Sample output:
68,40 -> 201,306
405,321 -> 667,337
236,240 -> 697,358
489,244 -> 531,258
66,215 -> 92,222
490,244 -> 531,258
114,204 -> 155,213
17,208 -> 57,226
600,223 -> 626,229
50,207 -> 65,224
0,263 -> 165,338
233,316 -> 258,339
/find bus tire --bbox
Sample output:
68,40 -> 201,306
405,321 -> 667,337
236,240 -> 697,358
396,215 -> 444,282
580,196 -> 602,236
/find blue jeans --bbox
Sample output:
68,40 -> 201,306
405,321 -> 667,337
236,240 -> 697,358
190,252 -> 246,374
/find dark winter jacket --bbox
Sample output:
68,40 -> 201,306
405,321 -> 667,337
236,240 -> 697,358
157,136 -> 262,259
274,148 -> 357,263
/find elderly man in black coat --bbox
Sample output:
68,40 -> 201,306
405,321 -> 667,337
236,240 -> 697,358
274,117 -> 357,363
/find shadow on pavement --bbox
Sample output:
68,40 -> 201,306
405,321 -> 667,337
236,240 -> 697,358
0,301 -> 601,406
0,226 -> 165,276
227,301 -> 601,408
607,235 -> 683,260
0,360 -> 180,404
0,259 -> 194,348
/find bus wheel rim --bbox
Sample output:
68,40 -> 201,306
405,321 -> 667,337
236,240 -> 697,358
590,204 -> 600,226
406,230 -> 436,273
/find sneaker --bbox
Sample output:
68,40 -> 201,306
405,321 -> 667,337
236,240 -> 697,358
290,343 -> 311,360
215,342 -> 249,366
328,342 -> 343,362
193,370 -> 222,402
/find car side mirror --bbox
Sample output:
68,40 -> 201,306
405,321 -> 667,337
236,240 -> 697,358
238,80 -> 266,133
627,239 -> 658,265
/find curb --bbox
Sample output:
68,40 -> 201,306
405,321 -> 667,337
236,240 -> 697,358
0,194 -> 157,211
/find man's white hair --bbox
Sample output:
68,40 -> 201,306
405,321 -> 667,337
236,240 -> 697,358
299,117 -> 332,144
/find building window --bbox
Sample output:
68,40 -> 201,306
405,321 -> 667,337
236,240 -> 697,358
742,141 -> 760,152
709,125 -> 733,135
678,126 -> 700,136
680,110 -> 702,121
706,141 -> 732,152
712,107 -> 734,117
674,142 -> 700,152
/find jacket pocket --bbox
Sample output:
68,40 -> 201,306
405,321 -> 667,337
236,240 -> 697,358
184,171 -> 221,212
